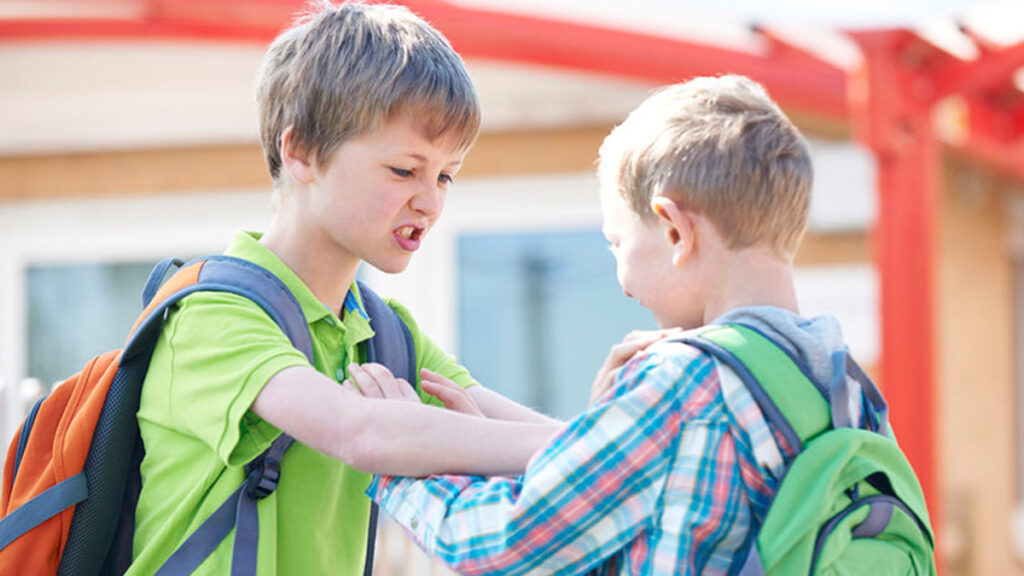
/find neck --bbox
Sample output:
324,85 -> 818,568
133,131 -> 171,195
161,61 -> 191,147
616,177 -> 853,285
701,247 -> 799,325
260,213 -> 358,314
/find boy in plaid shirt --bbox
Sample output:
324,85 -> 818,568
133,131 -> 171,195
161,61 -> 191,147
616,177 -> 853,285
360,75 -> 863,575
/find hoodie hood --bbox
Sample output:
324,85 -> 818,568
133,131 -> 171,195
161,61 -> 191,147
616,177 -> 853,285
713,306 -> 847,389
712,306 -> 866,426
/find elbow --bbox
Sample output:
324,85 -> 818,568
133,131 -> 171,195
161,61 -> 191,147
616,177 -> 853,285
343,432 -> 382,473
330,406 -> 379,472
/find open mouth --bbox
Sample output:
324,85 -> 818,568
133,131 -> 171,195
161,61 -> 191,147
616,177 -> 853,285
395,226 -> 423,241
393,225 -> 425,251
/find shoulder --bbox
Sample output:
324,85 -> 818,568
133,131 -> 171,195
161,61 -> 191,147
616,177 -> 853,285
379,295 -> 422,334
613,336 -> 727,421
160,290 -> 302,358
172,290 -> 278,326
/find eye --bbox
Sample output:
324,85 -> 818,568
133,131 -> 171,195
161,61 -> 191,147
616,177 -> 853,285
437,173 -> 454,186
389,167 -> 413,178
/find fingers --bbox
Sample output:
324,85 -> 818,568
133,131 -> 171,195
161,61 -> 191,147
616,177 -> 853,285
346,363 -> 419,402
593,366 -> 614,403
590,328 -> 682,406
420,369 -> 484,417
606,329 -> 680,365
420,380 -> 466,410
420,368 -> 459,391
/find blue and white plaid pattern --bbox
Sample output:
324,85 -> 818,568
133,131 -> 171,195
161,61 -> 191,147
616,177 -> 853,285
369,339 -> 790,575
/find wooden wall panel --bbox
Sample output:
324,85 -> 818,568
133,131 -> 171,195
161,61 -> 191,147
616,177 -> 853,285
938,157 -> 1019,575
0,145 -> 270,201
0,127 -> 614,202
795,231 -> 871,266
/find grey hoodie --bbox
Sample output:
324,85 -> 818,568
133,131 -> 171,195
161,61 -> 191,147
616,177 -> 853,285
712,306 -> 868,429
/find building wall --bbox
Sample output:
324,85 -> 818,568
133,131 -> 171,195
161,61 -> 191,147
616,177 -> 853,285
939,157 -> 1020,576
0,126 -> 615,201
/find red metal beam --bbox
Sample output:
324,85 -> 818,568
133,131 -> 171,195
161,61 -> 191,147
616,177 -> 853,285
0,0 -> 850,120
931,38 -> 1024,99
954,99 -> 1024,181
849,28 -> 942,560
0,18 -> 276,43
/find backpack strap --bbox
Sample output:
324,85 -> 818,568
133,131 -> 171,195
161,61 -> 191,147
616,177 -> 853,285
149,267 -> 414,576
65,255 -> 315,576
682,324 -> 900,576
681,324 -> 830,453
140,257 -> 185,309
130,255 -> 314,361
357,281 -> 416,384
684,324 -> 891,447
355,281 -> 416,576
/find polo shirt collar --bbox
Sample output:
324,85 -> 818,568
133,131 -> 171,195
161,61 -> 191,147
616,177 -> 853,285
224,231 -> 373,342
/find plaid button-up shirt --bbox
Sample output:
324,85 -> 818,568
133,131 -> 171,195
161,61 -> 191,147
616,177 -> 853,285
368,339 -> 792,575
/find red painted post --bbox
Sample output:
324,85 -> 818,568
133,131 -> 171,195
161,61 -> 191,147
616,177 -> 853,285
850,30 -> 941,563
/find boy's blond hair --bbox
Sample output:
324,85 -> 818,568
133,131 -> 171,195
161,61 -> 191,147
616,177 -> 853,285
599,75 -> 812,258
257,1 -> 481,182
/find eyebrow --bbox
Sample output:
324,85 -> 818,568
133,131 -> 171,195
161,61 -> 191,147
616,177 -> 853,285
400,153 -> 463,168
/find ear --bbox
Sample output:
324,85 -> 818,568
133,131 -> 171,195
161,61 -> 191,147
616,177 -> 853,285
280,126 -> 315,185
651,196 -> 695,267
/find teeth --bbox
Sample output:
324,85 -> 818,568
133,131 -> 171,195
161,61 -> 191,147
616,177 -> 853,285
397,226 -> 414,239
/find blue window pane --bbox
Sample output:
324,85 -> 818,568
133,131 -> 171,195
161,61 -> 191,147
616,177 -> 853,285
27,261 -> 158,388
458,229 -> 655,419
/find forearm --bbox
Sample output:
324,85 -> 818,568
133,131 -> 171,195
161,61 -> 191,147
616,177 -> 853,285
468,385 -> 562,425
253,366 -> 557,476
346,399 -> 559,476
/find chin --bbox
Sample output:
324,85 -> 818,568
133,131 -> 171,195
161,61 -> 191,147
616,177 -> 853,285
655,319 -> 683,330
371,257 -> 413,275
653,313 -> 690,331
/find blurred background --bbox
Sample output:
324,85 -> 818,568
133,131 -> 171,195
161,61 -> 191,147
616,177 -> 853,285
2,0 -> 1023,574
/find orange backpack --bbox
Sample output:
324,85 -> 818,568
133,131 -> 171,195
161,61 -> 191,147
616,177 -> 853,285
0,255 -> 414,576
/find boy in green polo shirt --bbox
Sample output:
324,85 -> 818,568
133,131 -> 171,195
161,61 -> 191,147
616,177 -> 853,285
127,3 -> 561,575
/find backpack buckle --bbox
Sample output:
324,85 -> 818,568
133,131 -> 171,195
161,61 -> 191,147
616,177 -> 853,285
244,456 -> 282,500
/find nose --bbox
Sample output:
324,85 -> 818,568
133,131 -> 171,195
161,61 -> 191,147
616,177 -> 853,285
411,182 -> 444,218
618,273 -> 633,299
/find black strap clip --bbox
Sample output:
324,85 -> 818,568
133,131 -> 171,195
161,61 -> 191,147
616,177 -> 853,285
243,456 -> 282,500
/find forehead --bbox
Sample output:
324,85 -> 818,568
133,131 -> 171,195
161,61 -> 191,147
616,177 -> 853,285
365,115 -> 469,160
392,100 -> 478,154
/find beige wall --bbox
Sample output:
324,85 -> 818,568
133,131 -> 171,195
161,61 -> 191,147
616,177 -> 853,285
0,126 -> 615,202
939,157 -> 1020,575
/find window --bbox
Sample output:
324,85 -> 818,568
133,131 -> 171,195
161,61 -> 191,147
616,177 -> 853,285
458,228 -> 654,419
26,261 -> 159,388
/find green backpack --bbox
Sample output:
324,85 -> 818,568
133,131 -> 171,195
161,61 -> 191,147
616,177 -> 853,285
681,324 -> 936,575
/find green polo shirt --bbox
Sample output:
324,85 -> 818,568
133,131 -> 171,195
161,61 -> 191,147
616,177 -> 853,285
129,231 -> 477,576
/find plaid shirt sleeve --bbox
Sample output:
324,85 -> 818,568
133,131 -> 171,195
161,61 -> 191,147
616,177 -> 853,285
367,344 -> 760,576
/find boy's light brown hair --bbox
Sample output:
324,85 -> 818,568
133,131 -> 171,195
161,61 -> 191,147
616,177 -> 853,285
257,1 -> 481,183
599,75 -> 813,258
